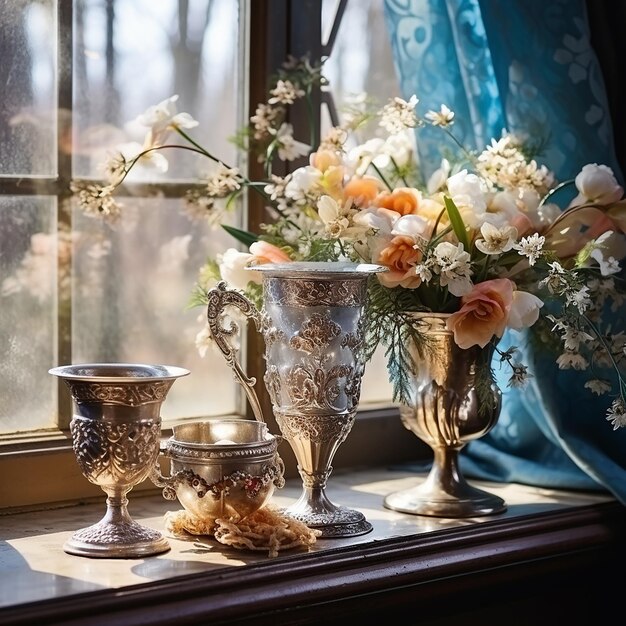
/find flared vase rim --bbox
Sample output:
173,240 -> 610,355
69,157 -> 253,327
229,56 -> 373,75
405,311 -> 452,318
245,261 -> 388,277
48,363 -> 191,382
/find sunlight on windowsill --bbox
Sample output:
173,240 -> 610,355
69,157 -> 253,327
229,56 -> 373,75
0,465 -> 614,612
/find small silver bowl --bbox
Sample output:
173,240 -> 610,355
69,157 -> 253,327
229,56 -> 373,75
153,419 -> 285,529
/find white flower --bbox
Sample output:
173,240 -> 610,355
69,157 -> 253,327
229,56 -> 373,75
445,169 -> 491,227
102,150 -> 128,185
475,222 -> 518,255
556,351 -> 589,370
275,123 -> 311,161
317,195 -> 350,238
250,103 -> 279,138
284,165 -> 322,203
432,241 -> 473,296
424,104 -> 455,127
427,158 -> 451,194
507,290 -> 543,330
218,248 -> 260,290
414,263 -> 433,282
319,126 -> 348,151
513,233 -> 545,265
195,317 -> 213,358
206,163 -> 241,196
606,398 -> 626,430
379,95 -> 419,135
508,364 -> 531,388
391,213 -> 430,239
539,261 -> 567,292
584,379 -> 612,395
136,95 -> 198,146
571,163 -> 623,206
104,142 -> 170,183
565,286 -> 591,314
70,182 -> 122,221
268,79 -> 305,105
562,327 -> 594,351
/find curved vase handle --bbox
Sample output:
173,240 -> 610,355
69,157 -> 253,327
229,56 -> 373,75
206,281 -> 265,423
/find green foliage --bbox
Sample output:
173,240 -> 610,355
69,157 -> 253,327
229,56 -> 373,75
365,278 -> 431,404
186,284 -> 210,309
221,224 -> 259,248
443,195 -> 470,252
475,344 -> 500,419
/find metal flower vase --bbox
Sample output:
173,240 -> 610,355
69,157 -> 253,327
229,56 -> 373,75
383,313 -> 507,518
49,363 -> 189,557
207,262 -> 385,538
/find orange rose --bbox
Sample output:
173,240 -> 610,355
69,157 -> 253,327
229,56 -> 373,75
376,235 -> 422,288
249,241 -> 292,264
343,176 -> 381,207
377,187 -> 420,216
445,278 -> 514,349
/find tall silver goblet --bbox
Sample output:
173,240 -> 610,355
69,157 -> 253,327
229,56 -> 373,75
49,363 -> 189,558
207,261 -> 386,538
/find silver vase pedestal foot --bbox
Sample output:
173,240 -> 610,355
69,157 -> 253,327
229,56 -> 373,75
277,410 -> 372,536
206,262 -> 386,539
63,495 -> 170,558
383,449 -> 506,518
285,486 -> 372,537
49,363 -> 189,558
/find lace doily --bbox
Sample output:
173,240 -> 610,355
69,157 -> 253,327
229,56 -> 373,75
164,506 -> 321,558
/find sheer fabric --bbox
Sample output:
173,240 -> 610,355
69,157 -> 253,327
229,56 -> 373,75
383,0 -> 626,503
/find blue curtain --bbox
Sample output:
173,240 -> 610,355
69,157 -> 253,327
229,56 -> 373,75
383,0 -> 626,504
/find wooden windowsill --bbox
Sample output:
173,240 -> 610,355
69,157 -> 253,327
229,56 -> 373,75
1,467 -> 625,625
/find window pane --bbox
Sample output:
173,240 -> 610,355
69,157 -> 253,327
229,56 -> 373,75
70,0 -> 243,422
73,0 -> 240,181
322,0 -> 400,126
0,196 -> 58,433
71,198 -> 239,421
0,0 -> 57,177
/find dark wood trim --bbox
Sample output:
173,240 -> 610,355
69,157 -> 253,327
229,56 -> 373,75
2,501 -> 624,625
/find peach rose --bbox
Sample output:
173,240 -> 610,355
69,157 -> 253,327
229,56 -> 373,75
377,187 -> 421,216
343,176 -> 381,207
310,149 -> 341,172
376,235 -> 422,288
445,278 -> 514,349
249,241 -> 292,264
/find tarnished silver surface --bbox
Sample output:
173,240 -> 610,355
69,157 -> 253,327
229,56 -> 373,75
152,418 -> 285,529
206,262 -> 386,537
49,363 -> 189,558
383,313 -> 506,517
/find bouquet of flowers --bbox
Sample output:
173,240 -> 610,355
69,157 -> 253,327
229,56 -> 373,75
77,56 -> 626,431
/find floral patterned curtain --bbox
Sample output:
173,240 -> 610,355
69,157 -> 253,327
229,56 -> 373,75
383,0 -> 626,503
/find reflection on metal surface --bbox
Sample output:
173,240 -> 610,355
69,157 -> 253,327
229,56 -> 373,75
206,262 -> 386,537
152,418 -> 285,529
383,313 -> 507,518
49,363 -> 189,557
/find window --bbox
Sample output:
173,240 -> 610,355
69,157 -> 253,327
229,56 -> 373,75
0,0 -> 425,511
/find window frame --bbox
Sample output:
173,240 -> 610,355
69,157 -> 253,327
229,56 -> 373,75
0,0 -> 429,512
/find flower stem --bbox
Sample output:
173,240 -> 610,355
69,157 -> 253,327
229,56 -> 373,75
390,156 -> 409,186
582,313 -> 626,402
369,162 -> 393,191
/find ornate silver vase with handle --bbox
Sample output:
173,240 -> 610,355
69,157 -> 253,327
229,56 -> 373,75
206,261 -> 386,538
49,363 -> 189,557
